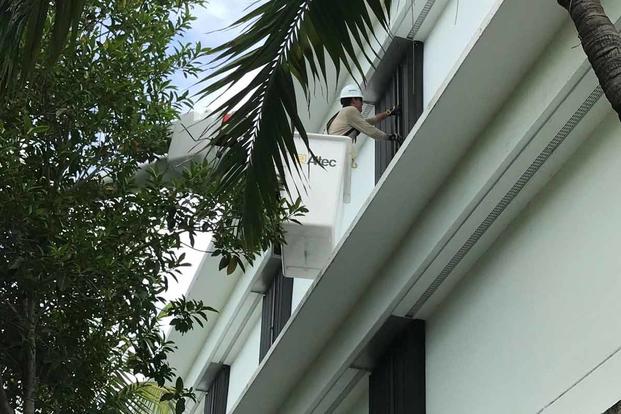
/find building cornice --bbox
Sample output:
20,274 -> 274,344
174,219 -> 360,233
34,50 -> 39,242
229,0 -> 576,412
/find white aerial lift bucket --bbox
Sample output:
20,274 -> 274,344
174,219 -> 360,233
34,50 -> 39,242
169,117 -> 353,280
168,111 -> 221,167
281,133 -> 352,279
133,111 -> 220,184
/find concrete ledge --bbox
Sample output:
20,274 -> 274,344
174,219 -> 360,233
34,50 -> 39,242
230,0 -> 568,412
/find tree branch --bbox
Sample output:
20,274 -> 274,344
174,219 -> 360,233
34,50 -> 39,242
0,371 -> 15,414
22,299 -> 36,414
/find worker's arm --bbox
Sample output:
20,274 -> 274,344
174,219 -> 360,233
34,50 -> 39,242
365,110 -> 389,125
342,107 -> 389,140
365,105 -> 400,125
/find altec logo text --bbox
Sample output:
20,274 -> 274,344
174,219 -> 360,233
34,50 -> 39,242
297,154 -> 337,167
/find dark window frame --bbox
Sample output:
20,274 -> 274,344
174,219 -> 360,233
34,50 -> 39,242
375,40 -> 424,183
259,268 -> 293,361
369,319 -> 425,414
204,365 -> 230,414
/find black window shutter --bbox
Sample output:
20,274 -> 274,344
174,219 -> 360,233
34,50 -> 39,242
375,41 -> 424,183
605,400 -> 621,413
204,365 -> 230,414
259,269 -> 293,361
369,319 -> 425,414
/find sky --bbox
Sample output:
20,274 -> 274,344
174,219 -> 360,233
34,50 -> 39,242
170,0 -> 257,112
162,0 -> 256,306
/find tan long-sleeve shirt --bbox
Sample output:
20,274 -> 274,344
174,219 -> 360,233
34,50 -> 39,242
327,106 -> 388,140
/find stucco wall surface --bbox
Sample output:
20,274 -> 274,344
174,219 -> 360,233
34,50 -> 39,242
423,0 -> 499,107
226,317 -> 261,411
426,112 -> 621,414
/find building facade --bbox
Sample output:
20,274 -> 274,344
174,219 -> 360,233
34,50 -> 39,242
169,0 -> 621,413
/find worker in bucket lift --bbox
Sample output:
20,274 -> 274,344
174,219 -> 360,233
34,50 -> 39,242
326,84 -> 402,143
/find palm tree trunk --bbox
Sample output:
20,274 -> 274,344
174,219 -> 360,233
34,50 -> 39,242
544,7 -> 621,408
558,0 -> 621,120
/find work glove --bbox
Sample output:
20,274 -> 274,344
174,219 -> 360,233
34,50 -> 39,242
388,133 -> 403,144
386,104 -> 401,117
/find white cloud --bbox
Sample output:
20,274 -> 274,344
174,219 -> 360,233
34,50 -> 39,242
186,0 -> 254,45
200,2 -> 229,21
169,0 -> 259,111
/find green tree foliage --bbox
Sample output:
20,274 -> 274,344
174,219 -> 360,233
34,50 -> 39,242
0,0 -> 86,92
0,0 -> 303,412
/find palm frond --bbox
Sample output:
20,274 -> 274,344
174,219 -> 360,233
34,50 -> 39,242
0,0 -> 85,91
94,371 -> 176,414
200,0 -> 392,248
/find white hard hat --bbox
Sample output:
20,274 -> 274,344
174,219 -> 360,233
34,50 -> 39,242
339,84 -> 363,99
